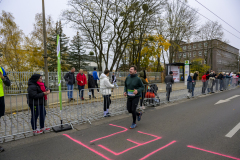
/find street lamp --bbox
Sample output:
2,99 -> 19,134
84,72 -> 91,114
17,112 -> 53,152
42,0 -> 49,87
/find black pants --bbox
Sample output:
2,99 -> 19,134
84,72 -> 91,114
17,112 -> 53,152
89,89 -> 95,98
140,92 -> 145,106
94,80 -> 99,92
0,96 -> 5,118
127,97 -> 140,124
166,88 -> 171,101
103,95 -> 111,111
29,105 -> 46,130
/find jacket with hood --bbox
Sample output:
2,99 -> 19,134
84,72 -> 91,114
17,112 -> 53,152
100,73 -> 114,95
139,72 -> 148,92
27,75 -> 48,107
76,73 -> 87,86
88,74 -> 95,88
64,72 -> 75,85
124,74 -> 144,98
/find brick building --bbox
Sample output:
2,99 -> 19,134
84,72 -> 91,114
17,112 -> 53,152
173,39 -> 239,73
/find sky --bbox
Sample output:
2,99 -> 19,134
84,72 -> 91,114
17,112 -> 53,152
1,0 -> 240,66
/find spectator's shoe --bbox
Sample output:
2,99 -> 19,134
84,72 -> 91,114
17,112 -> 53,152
211,92 -> 215,93
192,96 -> 195,98
130,123 -> 137,129
71,98 -> 75,101
81,98 -> 85,100
33,129 -> 43,134
138,112 -> 142,121
68,99 -> 71,103
94,96 -> 97,99
0,146 -> 4,152
104,115 -> 111,117
107,112 -> 111,115
42,127 -> 51,131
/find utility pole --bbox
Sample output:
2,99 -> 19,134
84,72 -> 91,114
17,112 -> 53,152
42,0 -> 49,87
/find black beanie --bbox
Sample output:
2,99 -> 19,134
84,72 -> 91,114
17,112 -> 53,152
30,74 -> 42,83
169,71 -> 173,75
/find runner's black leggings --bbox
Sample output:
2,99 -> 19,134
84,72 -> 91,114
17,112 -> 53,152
127,97 -> 140,124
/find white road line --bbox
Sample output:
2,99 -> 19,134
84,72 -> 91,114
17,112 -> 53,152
225,122 -> 240,138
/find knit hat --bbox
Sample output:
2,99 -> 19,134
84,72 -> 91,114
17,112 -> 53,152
29,74 -> 42,83
169,71 -> 173,74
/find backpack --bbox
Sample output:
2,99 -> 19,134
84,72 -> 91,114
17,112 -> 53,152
201,74 -> 207,82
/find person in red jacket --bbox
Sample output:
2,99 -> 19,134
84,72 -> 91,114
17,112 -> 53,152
76,69 -> 87,100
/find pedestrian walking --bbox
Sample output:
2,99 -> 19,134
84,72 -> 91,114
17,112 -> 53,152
64,67 -> 76,102
165,71 -> 174,102
0,61 -> 11,153
139,71 -> 148,110
187,73 -> 195,98
111,72 -> 118,88
100,69 -> 114,117
76,69 -> 87,100
93,67 -> 100,92
27,74 -> 51,134
124,65 -> 144,129
88,72 -> 96,99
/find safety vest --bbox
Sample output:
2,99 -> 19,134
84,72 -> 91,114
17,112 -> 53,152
0,67 -> 4,97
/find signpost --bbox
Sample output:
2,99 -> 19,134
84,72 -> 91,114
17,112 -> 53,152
185,60 -> 190,85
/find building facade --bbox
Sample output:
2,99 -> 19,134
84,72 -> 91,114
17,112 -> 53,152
173,39 -> 239,73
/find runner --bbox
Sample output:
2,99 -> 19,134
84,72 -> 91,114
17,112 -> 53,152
124,65 -> 144,129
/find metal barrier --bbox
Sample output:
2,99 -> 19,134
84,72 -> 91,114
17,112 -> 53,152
1,80 -> 239,143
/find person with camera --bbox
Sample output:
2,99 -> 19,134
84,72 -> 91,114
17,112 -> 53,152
27,74 -> 51,134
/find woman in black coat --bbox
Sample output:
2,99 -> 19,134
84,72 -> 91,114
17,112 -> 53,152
28,74 -> 50,134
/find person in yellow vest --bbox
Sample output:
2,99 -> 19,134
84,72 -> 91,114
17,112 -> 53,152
0,59 -> 11,153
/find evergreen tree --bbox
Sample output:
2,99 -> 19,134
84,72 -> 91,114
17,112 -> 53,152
68,31 -> 88,70
47,21 -> 69,72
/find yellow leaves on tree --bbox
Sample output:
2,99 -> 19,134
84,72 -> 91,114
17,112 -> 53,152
139,34 -> 171,71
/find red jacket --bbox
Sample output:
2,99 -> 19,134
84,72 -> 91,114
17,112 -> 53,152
76,73 -> 87,86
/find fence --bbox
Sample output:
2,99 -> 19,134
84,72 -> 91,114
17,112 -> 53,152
0,78 -> 239,143
4,71 -> 162,94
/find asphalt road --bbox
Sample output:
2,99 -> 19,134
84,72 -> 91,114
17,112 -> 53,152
1,88 -> 240,160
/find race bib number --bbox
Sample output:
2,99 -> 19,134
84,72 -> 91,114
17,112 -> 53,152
127,90 -> 135,96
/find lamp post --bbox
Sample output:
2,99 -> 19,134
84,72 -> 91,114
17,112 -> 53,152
42,0 -> 49,87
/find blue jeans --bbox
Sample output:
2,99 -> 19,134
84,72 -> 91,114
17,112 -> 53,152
67,84 -> 74,99
192,87 -> 195,96
78,85 -> 85,98
29,105 -> 46,130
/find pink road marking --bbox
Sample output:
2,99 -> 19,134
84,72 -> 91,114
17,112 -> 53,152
98,130 -> 162,155
90,124 -> 128,143
63,134 -> 112,160
139,141 -> 177,160
187,145 -> 240,160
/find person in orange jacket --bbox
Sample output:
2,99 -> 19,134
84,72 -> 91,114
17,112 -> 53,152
76,69 -> 87,100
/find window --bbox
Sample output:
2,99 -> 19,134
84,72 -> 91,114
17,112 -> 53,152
193,51 -> 196,57
193,44 -> 196,49
198,51 -> 202,56
189,52 -> 191,58
179,53 -> 182,58
204,60 -> 206,64
183,46 -> 186,50
198,43 -> 202,48
188,45 -> 191,50
204,42 -> 208,47
204,50 -> 207,56
183,53 -> 186,58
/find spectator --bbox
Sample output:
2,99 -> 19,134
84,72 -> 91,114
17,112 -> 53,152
143,70 -> 149,83
187,73 -> 195,98
0,61 -> 11,153
139,72 -> 148,110
208,72 -> 215,93
165,71 -> 174,102
64,67 -> 76,102
218,72 -> 224,91
27,74 -> 51,134
201,71 -> 209,95
92,67 -> 100,92
76,69 -> 87,100
100,69 -> 114,117
88,72 -> 96,99
237,72 -> 240,85
124,65 -> 144,129
111,72 -> 118,88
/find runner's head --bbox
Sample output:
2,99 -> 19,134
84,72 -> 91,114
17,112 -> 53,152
129,65 -> 137,75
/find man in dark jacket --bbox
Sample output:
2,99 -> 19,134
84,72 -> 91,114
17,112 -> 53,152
64,67 -> 76,102
124,65 -> 144,129
0,62 -> 11,153
139,72 -> 148,110
88,73 -> 96,99
165,71 -> 174,102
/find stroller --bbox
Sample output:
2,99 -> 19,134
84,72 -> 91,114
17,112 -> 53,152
143,84 -> 160,107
